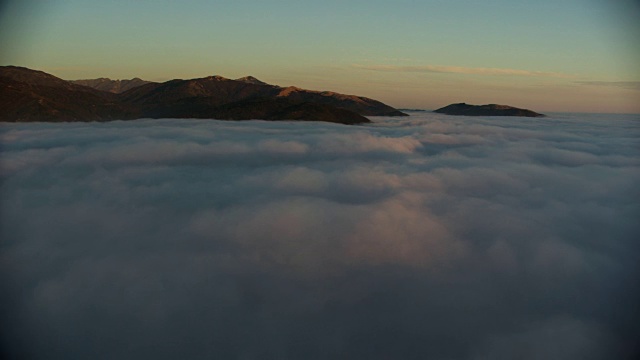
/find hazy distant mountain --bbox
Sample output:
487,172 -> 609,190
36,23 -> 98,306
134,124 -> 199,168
71,77 -> 153,93
0,66 -> 407,124
435,103 -> 545,117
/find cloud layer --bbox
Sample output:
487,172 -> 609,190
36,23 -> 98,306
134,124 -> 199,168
353,64 -> 573,78
576,81 -> 640,91
1,113 -> 639,359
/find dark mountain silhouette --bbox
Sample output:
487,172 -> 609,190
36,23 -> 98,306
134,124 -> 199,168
1,66 -> 407,124
0,66 -> 135,122
183,97 -> 370,124
118,75 -> 407,117
71,77 -> 153,93
434,103 -> 545,117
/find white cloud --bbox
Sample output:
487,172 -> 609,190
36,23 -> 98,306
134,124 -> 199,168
1,114 -> 639,359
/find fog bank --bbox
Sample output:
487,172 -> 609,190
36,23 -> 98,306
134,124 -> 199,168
1,113 -> 639,359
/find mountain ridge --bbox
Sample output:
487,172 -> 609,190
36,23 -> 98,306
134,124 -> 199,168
71,77 -> 153,93
0,66 -> 134,122
0,66 -> 408,124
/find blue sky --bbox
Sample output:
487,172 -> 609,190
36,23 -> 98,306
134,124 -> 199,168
1,0 -> 638,112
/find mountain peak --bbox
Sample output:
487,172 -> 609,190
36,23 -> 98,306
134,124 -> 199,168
235,76 -> 268,85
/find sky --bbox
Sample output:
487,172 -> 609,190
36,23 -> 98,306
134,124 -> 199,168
1,113 -> 639,359
0,0 -> 639,112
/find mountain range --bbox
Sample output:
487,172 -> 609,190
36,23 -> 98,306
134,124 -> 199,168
0,66 -> 407,124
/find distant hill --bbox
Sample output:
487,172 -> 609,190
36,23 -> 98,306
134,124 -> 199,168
71,77 -> 153,93
0,66 -> 408,124
434,103 -> 545,117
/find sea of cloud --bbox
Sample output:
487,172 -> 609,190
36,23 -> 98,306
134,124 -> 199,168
1,112 -> 639,359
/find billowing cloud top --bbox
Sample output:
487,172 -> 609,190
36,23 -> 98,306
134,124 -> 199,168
1,113 -> 639,359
